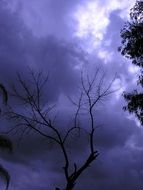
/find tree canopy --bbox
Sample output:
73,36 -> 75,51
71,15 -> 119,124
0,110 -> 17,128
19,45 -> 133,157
119,0 -> 143,125
0,84 -> 12,190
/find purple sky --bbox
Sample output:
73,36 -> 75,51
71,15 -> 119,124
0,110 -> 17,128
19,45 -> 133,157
1,0 -> 143,189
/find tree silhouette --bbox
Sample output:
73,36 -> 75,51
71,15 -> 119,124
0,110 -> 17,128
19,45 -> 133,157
0,84 -> 12,190
3,69 -> 114,190
119,0 -> 143,125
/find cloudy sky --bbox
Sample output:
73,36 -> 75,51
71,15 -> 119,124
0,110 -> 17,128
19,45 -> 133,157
1,0 -> 143,189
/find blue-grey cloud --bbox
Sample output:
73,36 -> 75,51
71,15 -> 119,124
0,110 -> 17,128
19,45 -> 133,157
0,0 -> 143,190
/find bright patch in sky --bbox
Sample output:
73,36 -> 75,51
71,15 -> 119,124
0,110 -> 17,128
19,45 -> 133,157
98,49 -> 113,64
112,78 -> 125,100
74,0 -> 135,49
126,114 -> 142,128
128,65 -> 140,74
74,1 -> 109,47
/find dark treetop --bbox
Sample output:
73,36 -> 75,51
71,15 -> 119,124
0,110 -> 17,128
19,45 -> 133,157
119,0 -> 143,125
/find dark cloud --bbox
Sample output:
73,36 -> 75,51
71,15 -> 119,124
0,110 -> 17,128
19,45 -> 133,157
11,0 -> 88,39
0,1 -> 143,190
0,1 -> 87,101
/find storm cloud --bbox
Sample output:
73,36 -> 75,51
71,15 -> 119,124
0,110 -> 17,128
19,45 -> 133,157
0,0 -> 142,190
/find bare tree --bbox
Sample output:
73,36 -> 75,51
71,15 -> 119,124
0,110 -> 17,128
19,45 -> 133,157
2,68 -> 115,190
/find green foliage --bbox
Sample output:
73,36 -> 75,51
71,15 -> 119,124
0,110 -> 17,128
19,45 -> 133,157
123,91 -> 143,125
119,0 -> 143,125
0,135 -> 13,152
0,164 -> 10,190
0,136 -> 12,190
0,85 -> 12,189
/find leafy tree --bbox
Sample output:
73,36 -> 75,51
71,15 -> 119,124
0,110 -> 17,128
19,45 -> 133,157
0,136 -> 12,190
0,84 -> 12,190
3,69 -> 114,190
119,0 -> 143,125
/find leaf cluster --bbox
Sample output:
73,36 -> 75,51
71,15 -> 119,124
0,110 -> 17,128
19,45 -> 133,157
119,0 -> 143,125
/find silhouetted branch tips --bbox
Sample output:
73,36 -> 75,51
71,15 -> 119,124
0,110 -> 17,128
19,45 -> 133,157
2,68 -> 114,190
61,69 -> 114,189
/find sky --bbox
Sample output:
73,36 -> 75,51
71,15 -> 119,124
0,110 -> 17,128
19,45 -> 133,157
0,0 -> 143,189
